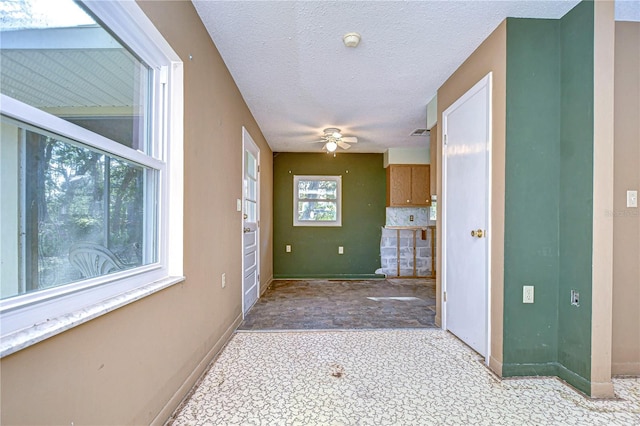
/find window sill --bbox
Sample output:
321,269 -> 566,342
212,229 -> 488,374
0,275 -> 185,358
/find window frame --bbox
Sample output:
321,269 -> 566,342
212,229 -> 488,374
293,175 -> 342,227
0,0 -> 184,357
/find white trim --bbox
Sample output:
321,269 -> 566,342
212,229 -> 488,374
293,175 -> 343,227
441,73 -> 492,365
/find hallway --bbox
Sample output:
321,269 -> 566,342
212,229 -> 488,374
238,279 -> 436,330
167,329 -> 640,425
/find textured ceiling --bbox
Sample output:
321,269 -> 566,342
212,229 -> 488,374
193,1 -> 632,153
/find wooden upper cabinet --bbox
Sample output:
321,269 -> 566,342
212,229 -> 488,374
386,164 -> 431,206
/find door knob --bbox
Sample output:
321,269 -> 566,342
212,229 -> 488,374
243,227 -> 251,233
243,214 -> 248,219
471,229 -> 484,238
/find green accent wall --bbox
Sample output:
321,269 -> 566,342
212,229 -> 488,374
504,17 -> 561,369
557,0 -> 594,392
273,153 -> 386,278
503,0 -> 595,395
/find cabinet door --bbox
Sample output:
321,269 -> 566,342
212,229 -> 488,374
387,165 -> 412,206
411,165 -> 430,206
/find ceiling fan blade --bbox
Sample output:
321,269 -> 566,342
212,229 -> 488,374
337,140 -> 351,150
341,136 -> 357,143
308,140 -> 326,144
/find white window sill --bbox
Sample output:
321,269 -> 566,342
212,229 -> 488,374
0,276 -> 185,358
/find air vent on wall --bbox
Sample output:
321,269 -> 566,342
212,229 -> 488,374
410,128 -> 430,136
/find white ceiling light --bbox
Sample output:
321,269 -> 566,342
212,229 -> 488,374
343,32 -> 361,48
325,141 -> 338,152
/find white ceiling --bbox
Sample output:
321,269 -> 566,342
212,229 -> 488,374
192,0 -> 637,153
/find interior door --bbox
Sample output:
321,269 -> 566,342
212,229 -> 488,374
442,73 -> 491,359
242,128 -> 260,316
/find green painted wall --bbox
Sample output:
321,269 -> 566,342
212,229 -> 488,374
557,0 -> 594,393
503,18 -> 561,372
502,0 -> 595,395
273,153 -> 386,278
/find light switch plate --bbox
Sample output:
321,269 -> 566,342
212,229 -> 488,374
285,245 -> 291,253
236,199 -> 242,211
627,190 -> 638,208
338,246 -> 344,254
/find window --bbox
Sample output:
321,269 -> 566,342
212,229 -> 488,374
0,0 -> 183,354
293,175 -> 342,227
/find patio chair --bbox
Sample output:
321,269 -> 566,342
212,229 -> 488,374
69,242 -> 125,278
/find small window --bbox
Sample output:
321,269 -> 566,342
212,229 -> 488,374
293,175 -> 342,227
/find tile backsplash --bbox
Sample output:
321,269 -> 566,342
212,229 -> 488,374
386,207 -> 430,227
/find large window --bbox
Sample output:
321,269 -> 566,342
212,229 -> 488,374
293,175 -> 342,227
0,0 -> 183,354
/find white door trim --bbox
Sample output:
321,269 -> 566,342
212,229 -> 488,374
441,72 -> 492,364
242,126 -> 260,317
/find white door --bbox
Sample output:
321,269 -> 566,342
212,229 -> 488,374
442,73 -> 492,359
242,127 -> 260,316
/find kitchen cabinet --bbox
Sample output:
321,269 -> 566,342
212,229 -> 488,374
386,164 -> 431,206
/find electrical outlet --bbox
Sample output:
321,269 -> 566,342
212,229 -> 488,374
286,245 -> 291,253
338,246 -> 344,254
627,190 -> 638,208
523,285 -> 534,303
409,215 -> 414,222
221,273 -> 226,288
571,289 -> 579,306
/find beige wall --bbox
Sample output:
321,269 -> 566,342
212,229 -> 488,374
0,1 -> 274,424
612,20 -> 640,376
590,0 -> 615,398
435,21 -> 506,375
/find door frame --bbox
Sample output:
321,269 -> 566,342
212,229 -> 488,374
241,126 -> 260,317
441,73 -> 493,364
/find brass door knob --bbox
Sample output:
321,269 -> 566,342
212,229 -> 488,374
471,229 -> 485,238
243,214 -> 248,219
243,227 -> 251,233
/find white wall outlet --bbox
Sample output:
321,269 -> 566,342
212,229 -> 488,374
338,246 -> 344,254
285,245 -> 291,253
571,289 -> 580,306
627,190 -> 638,208
523,285 -> 534,303
221,273 -> 226,288
236,199 -> 242,211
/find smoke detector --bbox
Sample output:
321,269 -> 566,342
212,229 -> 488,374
343,32 -> 361,48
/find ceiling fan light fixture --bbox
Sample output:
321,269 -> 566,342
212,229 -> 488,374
332,131 -> 342,139
326,141 -> 338,152
343,32 -> 361,48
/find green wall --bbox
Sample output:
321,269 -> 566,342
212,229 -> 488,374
504,18 -> 561,373
557,0 -> 594,392
502,0 -> 595,395
273,153 -> 386,278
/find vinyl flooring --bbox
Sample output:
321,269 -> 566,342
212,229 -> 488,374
238,278 -> 436,330
168,330 -> 640,425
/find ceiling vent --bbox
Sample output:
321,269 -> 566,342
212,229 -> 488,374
410,128 -> 430,136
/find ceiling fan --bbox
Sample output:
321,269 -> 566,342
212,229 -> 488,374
311,128 -> 358,153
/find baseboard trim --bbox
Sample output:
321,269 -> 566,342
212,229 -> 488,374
612,361 -> 640,376
489,355 -> 503,377
502,361 -> 593,396
261,276 -> 274,296
273,274 -> 386,280
151,313 -> 243,426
